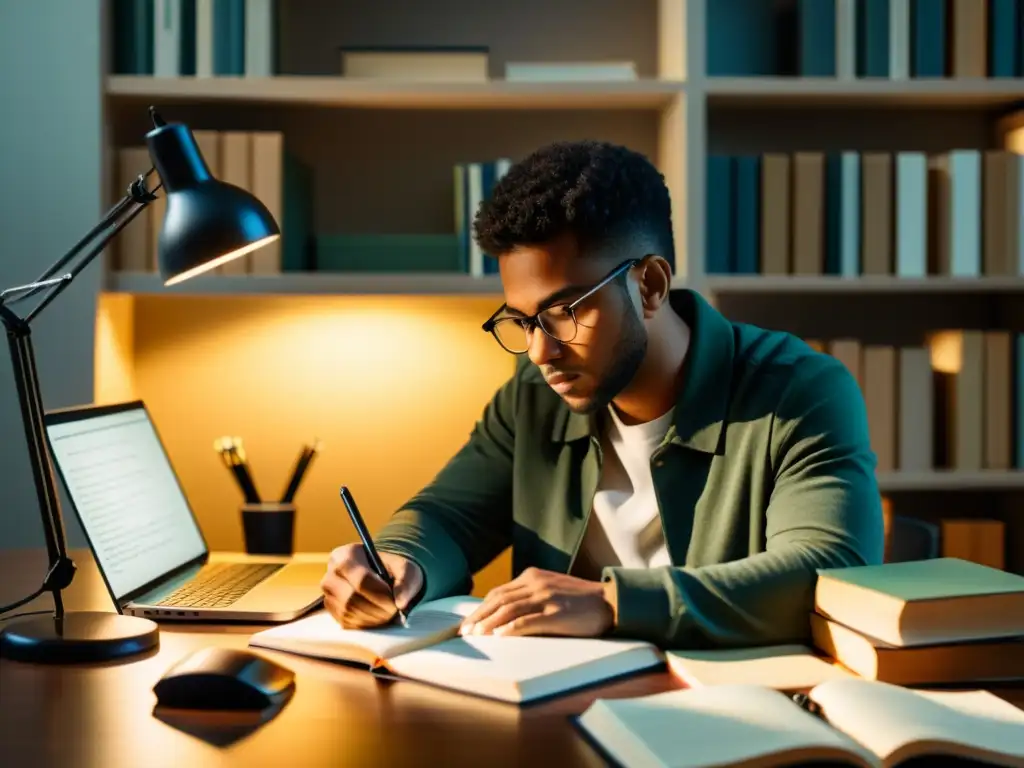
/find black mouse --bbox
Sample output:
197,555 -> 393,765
153,646 -> 295,711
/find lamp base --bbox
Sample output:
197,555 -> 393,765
0,611 -> 159,663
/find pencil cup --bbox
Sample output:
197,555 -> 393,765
241,502 -> 296,556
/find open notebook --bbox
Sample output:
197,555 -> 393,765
576,678 -> 1024,768
249,595 -> 664,704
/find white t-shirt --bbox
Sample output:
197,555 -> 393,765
576,405 -> 674,575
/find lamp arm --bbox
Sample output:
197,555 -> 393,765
0,172 -> 158,622
0,173 -> 161,322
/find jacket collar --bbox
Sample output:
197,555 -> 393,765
552,288 -> 734,454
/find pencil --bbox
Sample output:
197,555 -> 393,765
281,439 -> 320,503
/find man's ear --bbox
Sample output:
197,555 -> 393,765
637,255 -> 672,319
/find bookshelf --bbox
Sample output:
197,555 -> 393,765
95,0 -> 1024,574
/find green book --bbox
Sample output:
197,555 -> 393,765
814,558 -> 1024,647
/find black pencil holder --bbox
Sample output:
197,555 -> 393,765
241,502 -> 296,556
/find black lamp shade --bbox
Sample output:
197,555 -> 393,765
146,120 -> 280,285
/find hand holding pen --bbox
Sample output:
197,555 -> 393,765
319,486 -> 424,629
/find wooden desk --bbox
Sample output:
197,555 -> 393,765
0,549 -> 680,768
3,550 -> 1023,768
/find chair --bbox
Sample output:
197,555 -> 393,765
884,513 -> 941,563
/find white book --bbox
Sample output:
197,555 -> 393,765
195,0 -> 214,77
153,0 -> 182,77
577,679 -> 1024,768
889,0 -> 910,79
249,596 -> 663,704
467,163 -> 485,276
504,61 -> 637,82
895,152 -> 927,276
245,0 -> 275,77
835,0 -> 857,79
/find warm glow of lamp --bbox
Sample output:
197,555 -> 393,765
928,330 -> 962,374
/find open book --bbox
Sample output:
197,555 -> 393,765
249,595 -> 664,704
576,678 -> 1024,768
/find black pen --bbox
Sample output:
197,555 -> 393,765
339,485 -> 408,627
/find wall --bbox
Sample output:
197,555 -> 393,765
0,0 -> 102,549
95,292 -> 517,596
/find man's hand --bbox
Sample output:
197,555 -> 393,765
459,567 -> 616,638
320,543 -> 424,629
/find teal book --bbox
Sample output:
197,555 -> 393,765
839,152 -> 861,277
858,0 -> 891,77
282,153 -> 314,272
315,235 -> 461,272
798,0 -> 837,75
706,0 -> 780,75
989,0 -> 1018,76
824,154 -> 842,275
112,0 -> 154,74
734,155 -> 761,274
949,150 -> 981,277
214,0 -> 245,75
706,155 -> 734,274
911,0 -> 946,76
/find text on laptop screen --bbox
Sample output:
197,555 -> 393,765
46,406 -> 206,600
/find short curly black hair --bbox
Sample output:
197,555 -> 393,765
472,140 -> 674,268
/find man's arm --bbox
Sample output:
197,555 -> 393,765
602,358 -> 885,648
373,374 -> 517,604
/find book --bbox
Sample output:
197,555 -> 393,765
810,612 -> 1024,685
249,596 -> 664,704
814,558 -> 1024,646
665,644 -> 855,691
576,678 -> 1024,768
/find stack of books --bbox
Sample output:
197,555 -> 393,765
809,557 -> 1024,685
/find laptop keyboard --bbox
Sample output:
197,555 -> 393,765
155,562 -> 284,609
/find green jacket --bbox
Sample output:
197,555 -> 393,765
375,289 -> 884,649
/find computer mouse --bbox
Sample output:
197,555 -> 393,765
153,646 -> 295,711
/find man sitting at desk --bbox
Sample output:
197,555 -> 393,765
320,140 -> 884,649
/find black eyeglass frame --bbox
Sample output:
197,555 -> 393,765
481,258 -> 641,354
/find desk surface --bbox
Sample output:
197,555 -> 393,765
2,549 -> 1023,768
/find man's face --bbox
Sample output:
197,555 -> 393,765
497,233 -> 648,414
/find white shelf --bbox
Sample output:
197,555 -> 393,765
702,275 -> 1024,294
104,271 -> 504,296
877,470 -> 1024,492
705,77 -> 1024,107
105,75 -> 684,110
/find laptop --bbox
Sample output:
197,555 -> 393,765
43,400 -> 325,622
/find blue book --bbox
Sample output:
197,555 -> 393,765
734,156 -> 761,274
858,0 -> 891,77
706,155 -> 735,274
824,154 -> 843,275
214,0 -> 245,75
481,162 -> 499,275
1017,335 -> 1024,468
911,0 -> 945,76
990,0 -> 1018,76
706,0 -> 780,75
799,0 -> 837,75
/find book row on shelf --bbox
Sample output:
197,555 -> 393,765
112,0 -> 639,83
807,331 -> 1022,476
707,131 -> 1024,278
710,0 -> 1023,79
112,130 -> 512,277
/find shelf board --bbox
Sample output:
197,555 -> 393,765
702,275 -> 1024,294
705,77 -> 1024,108
105,75 -> 684,110
877,471 -> 1024,492
104,271 -> 504,296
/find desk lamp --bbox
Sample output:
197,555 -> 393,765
0,107 -> 279,663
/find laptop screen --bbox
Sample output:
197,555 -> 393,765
45,404 -> 207,601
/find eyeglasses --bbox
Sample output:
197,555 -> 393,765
481,258 -> 640,354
